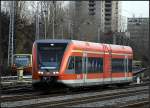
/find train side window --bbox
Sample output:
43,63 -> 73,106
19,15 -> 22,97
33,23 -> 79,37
75,56 -> 82,74
112,59 -> 124,72
87,57 -> 103,73
128,59 -> 132,72
66,57 -> 75,74
97,58 -> 103,72
87,58 -> 93,73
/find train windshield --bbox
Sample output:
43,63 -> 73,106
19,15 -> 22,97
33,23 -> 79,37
37,43 -> 67,71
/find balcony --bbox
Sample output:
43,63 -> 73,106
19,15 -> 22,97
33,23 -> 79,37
88,7 -> 96,10
105,18 -> 111,21
105,2 -> 111,5
105,8 -> 111,12
105,4 -> 112,7
105,11 -> 111,14
105,13 -> 111,16
105,21 -> 111,25
105,0 -> 112,3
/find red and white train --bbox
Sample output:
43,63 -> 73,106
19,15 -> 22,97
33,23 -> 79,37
32,39 -> 133,88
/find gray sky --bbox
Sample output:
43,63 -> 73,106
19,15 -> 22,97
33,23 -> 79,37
121,1 -> 149,17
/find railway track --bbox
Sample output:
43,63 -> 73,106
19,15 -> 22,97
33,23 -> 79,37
1,84 -> 148,108
119,100 -> 149,108
1,82 -> 148,102
1,84 -> 32,94
24,87 -> 148,108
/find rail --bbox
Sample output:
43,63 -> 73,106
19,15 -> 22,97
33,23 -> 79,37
120,100 -> 149,108
41,88 -> 148,107
1,75 -> 32,81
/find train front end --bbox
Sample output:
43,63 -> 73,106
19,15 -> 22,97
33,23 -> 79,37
32,40 -> 68,88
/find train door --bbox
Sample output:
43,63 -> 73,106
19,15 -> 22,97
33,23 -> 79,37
124,55 -> 128,80
103,44 -> 112,84
82,52 -> 88,86
109,50 -> 112,83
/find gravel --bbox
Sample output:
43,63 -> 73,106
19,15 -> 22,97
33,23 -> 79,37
69,93 -> 148,107
1,86 -> 148,107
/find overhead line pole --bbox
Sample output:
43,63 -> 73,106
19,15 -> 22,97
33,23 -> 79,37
36,2 -> 40,40
8,1 -> 16,66
52,1 -> 56,39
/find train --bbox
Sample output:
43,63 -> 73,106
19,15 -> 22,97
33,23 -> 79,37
11,54 -> 32,76
32,39 -> 133,88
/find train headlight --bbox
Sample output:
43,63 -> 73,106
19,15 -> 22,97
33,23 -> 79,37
38,71 -> 43,75
53,71 -> 59,74
50,43 -> 54,46
55,71 -> 59,74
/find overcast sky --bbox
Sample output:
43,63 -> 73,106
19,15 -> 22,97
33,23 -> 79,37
121,1 -> 149,18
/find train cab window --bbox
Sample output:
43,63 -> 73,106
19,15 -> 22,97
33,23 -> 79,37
112,59 -> 124,72
37,43 -> 67,71
66,57 -> 75,74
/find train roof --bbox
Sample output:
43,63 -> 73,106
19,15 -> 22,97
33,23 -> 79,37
34,39 -> 132,54
34,39 -> 71,44
71,40 -> 132,54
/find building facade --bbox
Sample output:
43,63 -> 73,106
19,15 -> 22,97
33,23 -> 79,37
68,1 -> 104,42
127,18 -> 149,62
68,1 -> 121,42
104,0 -> 120,33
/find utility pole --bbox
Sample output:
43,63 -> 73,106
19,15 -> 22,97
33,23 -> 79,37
61,25 -> 64,39
36,2 -> 39,40
44,9 -> 47,39
68,22 -> 71,39
70,24 -> 73,39
44,12 -> 47,39
52,1 -> 56,39
8,1 -> 16,66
